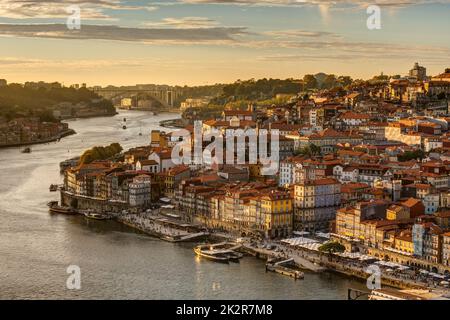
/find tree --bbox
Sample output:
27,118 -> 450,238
303,74 -> 318,90
79,143 -> 123,165
319,241 -> 346,262
295,143 -> 321,157
322,74 -> 337,89
398,149 -> 425,162
337,76 -> 353,87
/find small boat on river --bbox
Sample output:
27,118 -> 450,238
194,244 -> 244,263
21,147 -> 31,154
83,211 -> 111,220
47,202 -> 77,215
194,246 -> 229,263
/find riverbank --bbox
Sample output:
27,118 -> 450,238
61,110 -> 118,120
0,129 -> 76,149
159,118 -> 185,129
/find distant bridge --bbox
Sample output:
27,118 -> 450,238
93,88 -> 182,108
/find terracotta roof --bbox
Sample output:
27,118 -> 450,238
138,160 -> 158,166
402,198 -> 422,208
339,111 -> 370,120
298,178 -> 339,186
223,110 -> 253,116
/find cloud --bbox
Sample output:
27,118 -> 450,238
0,0 -> 158,19
144,17 -> 220,28
0,23 -> 247,43
263,29 -> 340,38
176,0 -> 450,8
0,56 -> 145,68
258,43 -> 450,63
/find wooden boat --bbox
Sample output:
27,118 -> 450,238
83,212 -> 111,220
47,202 -> 77,215
194,246 -> 229,263
21,147 -> 31,153
49,184 -> 58,192
225,251 -> 244,263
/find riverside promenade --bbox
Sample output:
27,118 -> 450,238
118,212 -> 208,242
242,244 -> 326,273
275,243 -> 450,291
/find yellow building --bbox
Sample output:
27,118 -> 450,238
261,190 -> 293,238
386,204 -> 410,221
150,130 -> 168,148
394,231 -> 414,255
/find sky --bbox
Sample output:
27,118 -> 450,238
0,0 -> 449,86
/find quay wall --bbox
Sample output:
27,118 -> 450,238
60,191 -> 136,214
331,235 -> 450,274
325,260 -> 428,290
0,129 -> 76,149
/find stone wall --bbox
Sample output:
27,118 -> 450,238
60,191 -> 137,214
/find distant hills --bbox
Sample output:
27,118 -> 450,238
0,83 -> 115,121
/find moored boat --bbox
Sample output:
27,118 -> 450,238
194,246 -> 229,263
226,251 -> 244,263
83,211 -> 111,220
47,202 -> 77,215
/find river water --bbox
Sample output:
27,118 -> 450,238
0,110 -> 367,299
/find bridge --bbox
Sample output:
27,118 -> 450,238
93,87 -> 182,109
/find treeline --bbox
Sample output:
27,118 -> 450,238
301,74 -> 353,90
79,143 -> 123,165
177,84 -> 225,99
0,84 -> 114,121
182,104 -> 224,120
222,78 -> 301,100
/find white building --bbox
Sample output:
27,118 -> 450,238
136,159 -> 159,173
333,165 -> 359,183
148,150 -> 177,173
279,158 -> 315,186
423,137 -> 443,152
129,175 -> 152,207
423,193 -> 439,214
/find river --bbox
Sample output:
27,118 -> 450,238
0,110 -> 367,299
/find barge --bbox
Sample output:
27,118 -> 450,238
266,258 -> 304,280
194,243 -> 244,263
47,201 -> 77,215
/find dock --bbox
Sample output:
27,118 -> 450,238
266,258 -> 304,280
241,244 -> 326,273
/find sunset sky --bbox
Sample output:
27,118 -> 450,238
0,0 -> 449,86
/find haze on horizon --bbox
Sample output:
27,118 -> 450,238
0,0 -> 449,87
